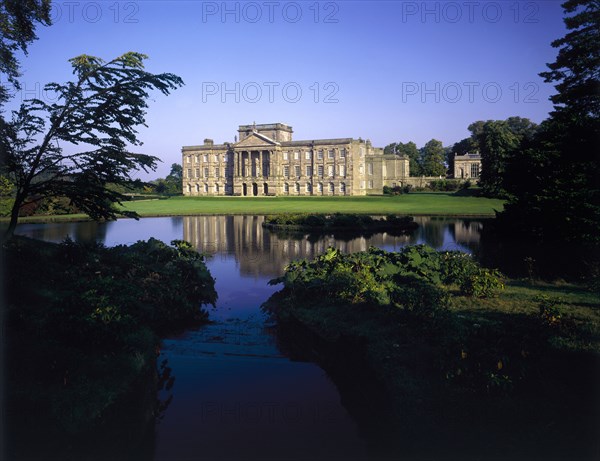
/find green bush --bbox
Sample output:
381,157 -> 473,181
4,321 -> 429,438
460,267 -> 505,298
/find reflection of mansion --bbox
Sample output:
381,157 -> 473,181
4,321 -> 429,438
182,123 -> 410,196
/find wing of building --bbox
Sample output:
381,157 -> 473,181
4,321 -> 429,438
181,123 -> 411,196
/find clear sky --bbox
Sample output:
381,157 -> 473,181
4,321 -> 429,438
7,0 -> 567,179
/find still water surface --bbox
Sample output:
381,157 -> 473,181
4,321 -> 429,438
15,215 -> 484,460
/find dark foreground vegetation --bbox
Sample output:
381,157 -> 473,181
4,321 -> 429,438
264,246 -> 600,460
3,237 -> 216,459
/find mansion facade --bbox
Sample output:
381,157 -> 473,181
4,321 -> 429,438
181,122 -> 483,196
182,123 -> 410,196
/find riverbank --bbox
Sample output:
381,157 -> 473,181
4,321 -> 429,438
1,193 -> 505,224
2,236 -> 217,458
264,246 -> 600,460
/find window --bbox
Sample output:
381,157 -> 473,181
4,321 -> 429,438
367,163 -> 374,175
283,183 -> 289,193
186,156 -> 191,164
360,180 -> 365,189
203,154 -> 208,162
294,151 -> 299,160
340,148 -> 346,158
196,184 -> 200,193
295,165 -> 301,177
317,165 -> 324,177
360,146 -> 365,157
215,167 -> 220,178
283,151 -> 289,160
187,168 -> 192,178
187,184 -> 191,193
368,180 -> 374,189
327,165 -> 334,177
194,154 -> 199,163
328,182 -> 335,193
471,163 -> 480,178
223,154 -> 228,162
294,182 -> 300,193
306,183 -> 312,193
340,183 -> 346,194
317,149 -> 323,160
359,164 -> 364,174
339,165 -> 346,177
215,183 -> 219,193
203,183 -> 208,192
204,167 -> 209,178
305,151 -> 311,160
283,166 -> 290,177
195,168 -> 200,178
317,183 -> 323,193
327,149 -> 334,159
306,165 -> 313,177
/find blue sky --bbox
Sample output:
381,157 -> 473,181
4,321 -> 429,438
7,0 -> 566,179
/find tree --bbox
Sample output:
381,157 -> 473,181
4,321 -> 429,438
152,163 -> 183,195
166,163 -> 182,183
498,0 -> 600,245
0,0 -> 52,108
476,121 -> 521,197
460,117 -> 537,197
1,52 -> 184,240
419,139 -> 446,176
396,141 -> 421,176
383,141 -> 421,175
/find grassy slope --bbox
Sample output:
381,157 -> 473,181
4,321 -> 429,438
269,278 -> 600,459
121,193 -> 505,217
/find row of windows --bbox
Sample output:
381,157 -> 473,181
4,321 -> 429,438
185,149 -> 351,164
186,167 -> 235,178
187,183 -> 227,193
283,165 -> 347,178
185,154 -> 229,163
283,182 -> 347,194
282,148 -> 347,161
186,183 -> 349,194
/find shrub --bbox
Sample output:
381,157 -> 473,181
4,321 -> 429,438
460,268 -> 505,298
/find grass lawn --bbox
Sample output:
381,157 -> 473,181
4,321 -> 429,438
120,193 -> 505,217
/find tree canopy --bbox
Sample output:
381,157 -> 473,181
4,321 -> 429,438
0,0 -> 52,108
497,0 -> 600,245
1,52 -> 184,239
419,139 -> 447,177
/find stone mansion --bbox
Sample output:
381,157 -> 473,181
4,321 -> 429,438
181,122 -> 481,196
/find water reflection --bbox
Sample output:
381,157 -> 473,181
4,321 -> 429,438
181,215 -> 481,278
11,215 -> 488,460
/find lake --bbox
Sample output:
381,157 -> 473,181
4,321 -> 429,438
14,215 -> 485,460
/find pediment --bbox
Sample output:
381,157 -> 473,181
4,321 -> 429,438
234,132 -> 279,148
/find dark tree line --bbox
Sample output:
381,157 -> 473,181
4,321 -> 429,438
384,139 -> 450,177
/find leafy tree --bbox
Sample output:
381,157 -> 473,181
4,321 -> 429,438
167,163 -> 182,182
476,121 -> 521,197
383,141 -> 421,175
396,141 -> 421,176
1,52 -> 184,240
498,0 -> 600,245
383,142 -> 397,155
0,0 -> 52,108
458,117 -> 537,197
419,139 -> 446,177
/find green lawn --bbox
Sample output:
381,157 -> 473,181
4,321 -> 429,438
121,193 -> 505,217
